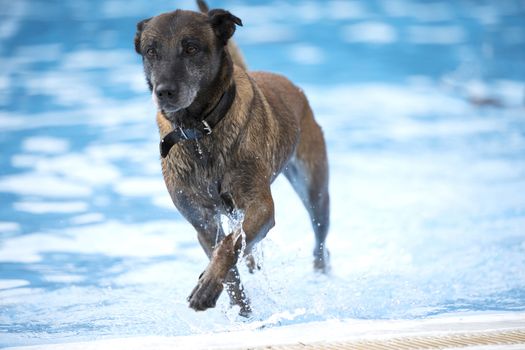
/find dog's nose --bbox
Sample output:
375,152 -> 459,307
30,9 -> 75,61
155,84 -> 176,101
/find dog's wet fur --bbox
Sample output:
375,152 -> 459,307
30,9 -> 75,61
135,1 -> 330,315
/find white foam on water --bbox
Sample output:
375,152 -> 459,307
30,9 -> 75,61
152,194 -> 174,209
69,213 -> 105,225
287,44 -> 324,65
22,137 -> 69,154
6,148 -> 122,199
43,274 -> 85,283
341,21 -> 397,44
24,70 -> 107,108
0,172 -> 92,198
61,49 -> 135,70
13,201 -> 88,214
0,220 -> 192,264
108,65 -> 150,94
0,222 -> 20,233
113,177 -> 166,197
0,279 -> 29,290
304,82 -> 468,118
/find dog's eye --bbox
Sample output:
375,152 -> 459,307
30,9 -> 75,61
184,45 -> 198,55
146,47 -> 157,58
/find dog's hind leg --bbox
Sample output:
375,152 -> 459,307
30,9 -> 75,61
284,108 -> 330,273
224,267 -> 251,316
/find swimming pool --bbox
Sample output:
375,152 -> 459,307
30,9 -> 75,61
1,0 -> 524,348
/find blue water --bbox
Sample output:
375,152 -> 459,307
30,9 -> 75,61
1,0 -> 525,348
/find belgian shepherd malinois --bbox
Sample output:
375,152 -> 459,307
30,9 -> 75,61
134,1 -> 329,315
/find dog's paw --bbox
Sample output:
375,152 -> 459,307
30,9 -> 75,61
187,269 -> 224,311
238,303 -> 252,317
313,248 -> 331,274
245,254 -> 261,274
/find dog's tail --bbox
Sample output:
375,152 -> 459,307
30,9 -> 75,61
197,0 -> 248,71
197,0 -> 209,13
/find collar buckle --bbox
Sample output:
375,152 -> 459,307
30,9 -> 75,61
202,120 -> 212,135
179,126 -> 189,140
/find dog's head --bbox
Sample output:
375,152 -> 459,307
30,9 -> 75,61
134,9 -> 242,114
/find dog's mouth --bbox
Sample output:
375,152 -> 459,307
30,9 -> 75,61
151,86 -> 197,114
160,104 -> 182,113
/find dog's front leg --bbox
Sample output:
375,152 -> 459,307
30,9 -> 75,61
188,232 -> 238,312
188,188 -> 275,314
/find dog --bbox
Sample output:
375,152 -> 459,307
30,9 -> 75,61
134,1 -> 330,315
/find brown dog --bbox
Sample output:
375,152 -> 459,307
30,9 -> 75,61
134,1 -> 330,315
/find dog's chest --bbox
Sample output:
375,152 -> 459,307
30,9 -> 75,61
161,144 -> 226,209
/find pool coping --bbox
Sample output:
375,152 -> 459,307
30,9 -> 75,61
5,312 -> 525,350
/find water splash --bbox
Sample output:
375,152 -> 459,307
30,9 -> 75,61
230,209 -> 247,259
219,209 -> 247,259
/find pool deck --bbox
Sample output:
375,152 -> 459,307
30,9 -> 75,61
6,312 -> 525,350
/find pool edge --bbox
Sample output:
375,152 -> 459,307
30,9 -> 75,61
5,312 -> 525,350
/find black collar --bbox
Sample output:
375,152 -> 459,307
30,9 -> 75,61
159,83 -> 236,158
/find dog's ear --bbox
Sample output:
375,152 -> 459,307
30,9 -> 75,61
134,18 -> 151,54
208,9 -> 242,45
